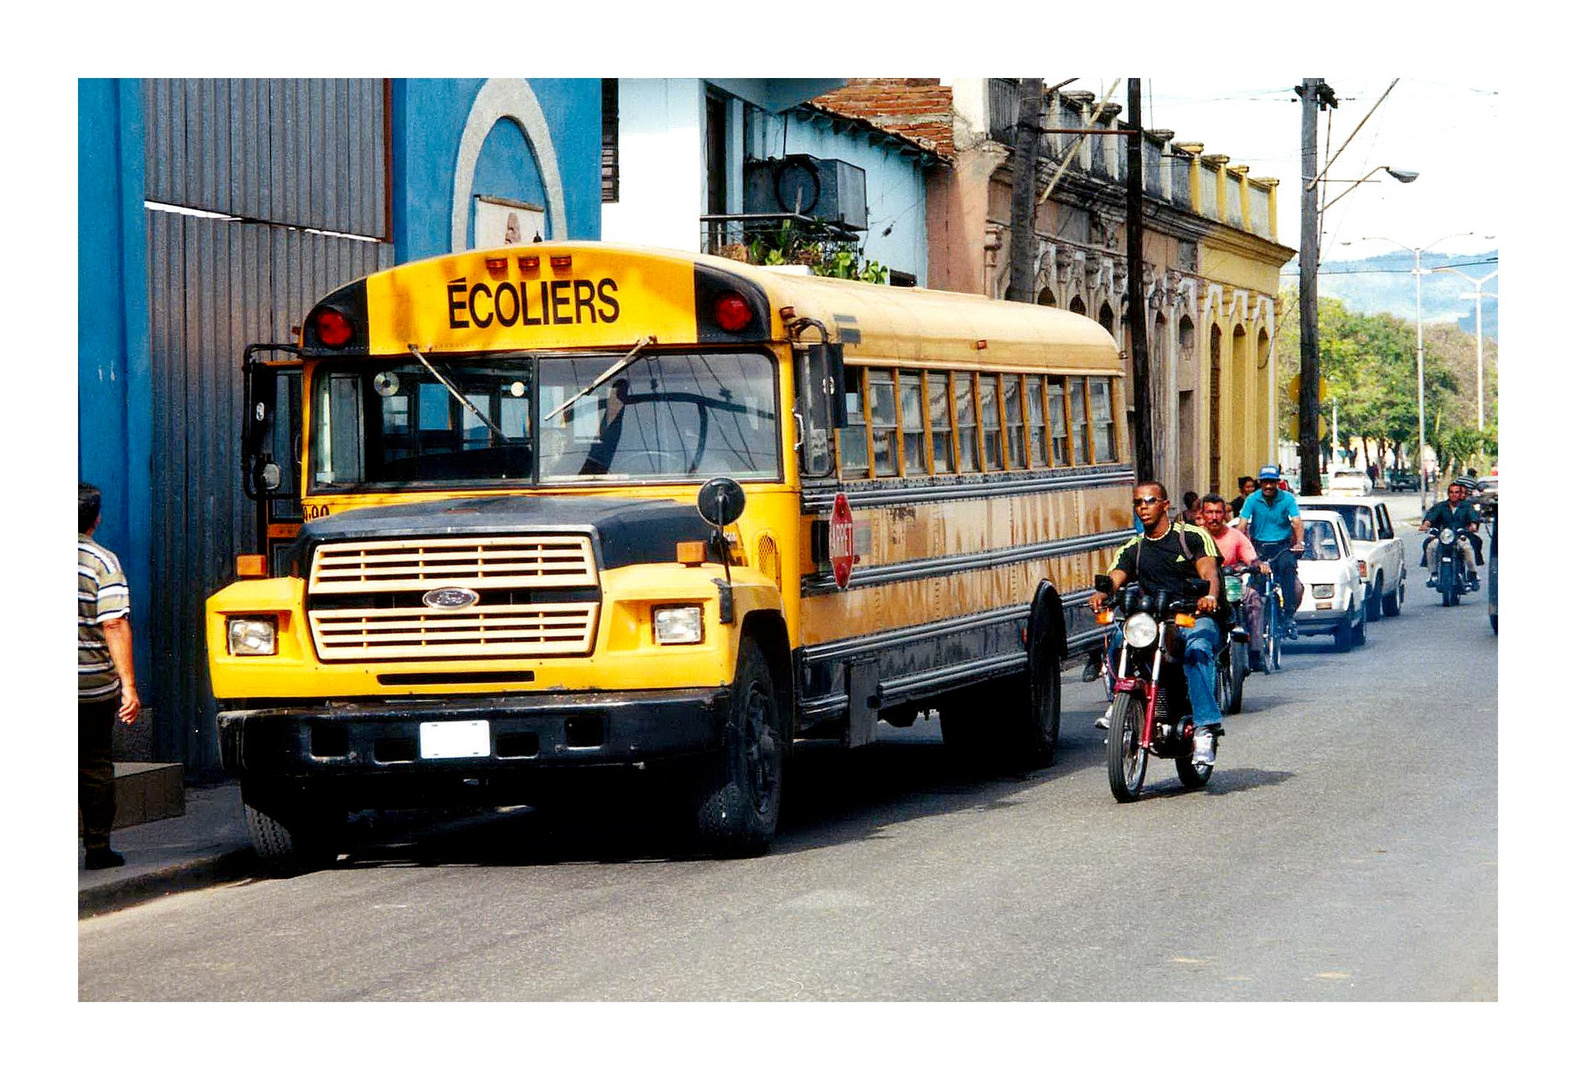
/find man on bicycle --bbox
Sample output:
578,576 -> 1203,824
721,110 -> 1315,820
1199,493 -> 1272,672
1237,464 -> 1305,639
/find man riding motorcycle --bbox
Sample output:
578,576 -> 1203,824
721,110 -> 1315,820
1199,493 -> 1271,673
1235,464 -> 1305,639
1421,478 -> 1482,589
1089,481 -> 1226,767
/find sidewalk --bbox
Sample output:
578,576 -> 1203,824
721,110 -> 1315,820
78,780 -> 256,919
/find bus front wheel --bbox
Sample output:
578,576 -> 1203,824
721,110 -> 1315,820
694,638 -> 785,856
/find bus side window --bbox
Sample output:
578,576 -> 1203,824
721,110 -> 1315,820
1089,376 -> 1115,462
953,372 -> 979,472
898,371 -> 925,475
1048,378 -> 1070,467
979,375 -> 1002,471
1069,377 -> 1088,465
868,369 -> 899,477
927,371 -> 954,473
839,367 -> 870,479
1003,374 -> 1026,469
1025,375 -> 1047,467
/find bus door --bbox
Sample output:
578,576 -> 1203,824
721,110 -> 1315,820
242,345 -> 304,575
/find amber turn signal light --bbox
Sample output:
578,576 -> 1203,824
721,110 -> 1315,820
235,554 -> 268,578
676,541 -> 707,566
1096,610 -> 1113,625
1175,613 -> 1196,627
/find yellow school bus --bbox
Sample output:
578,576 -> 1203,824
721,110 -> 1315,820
207,241 -> 1133,864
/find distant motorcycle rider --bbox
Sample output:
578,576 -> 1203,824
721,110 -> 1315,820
1089,481 -> 1226,767
1236,464 -> 1305,638
1421,478 -> 1482,588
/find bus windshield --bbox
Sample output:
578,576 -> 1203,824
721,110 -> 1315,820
310,350 -> 780,489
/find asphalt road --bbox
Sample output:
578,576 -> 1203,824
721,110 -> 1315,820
78,520 -> 1496,1001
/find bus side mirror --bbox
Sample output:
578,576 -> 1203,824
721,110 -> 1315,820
242,360 -> 282,499
795,342 -> 846,479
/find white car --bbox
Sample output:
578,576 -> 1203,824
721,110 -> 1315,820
1328,468 -> 1374,496
1293,509 -> 1368,650
1299,495 -> 1406,620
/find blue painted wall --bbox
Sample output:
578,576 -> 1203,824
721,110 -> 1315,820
78,77 -> 152,676
391,78 -> 603,260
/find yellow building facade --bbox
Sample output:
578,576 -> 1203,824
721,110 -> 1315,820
922,81 -> 1295,500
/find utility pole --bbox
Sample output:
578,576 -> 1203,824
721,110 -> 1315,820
1126,78 -> 1154,480
1006,78 -> 1043,303
1296,78 -> 1337,496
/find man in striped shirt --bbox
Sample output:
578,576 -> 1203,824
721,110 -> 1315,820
79,483 -> 140,869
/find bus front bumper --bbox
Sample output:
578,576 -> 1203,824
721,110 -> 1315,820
217,688 -> 730,806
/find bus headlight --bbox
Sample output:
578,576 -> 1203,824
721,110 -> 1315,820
653,605 -> 704,645
227,616 -> 278,656
1123,612 -> 1159,648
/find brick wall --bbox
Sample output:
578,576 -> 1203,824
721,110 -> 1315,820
810,78 -> 955,159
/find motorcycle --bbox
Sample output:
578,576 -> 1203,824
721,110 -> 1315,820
1218,565 -> 1255,713
1095,573 -> 1223,802
1427,526 -> 1474,607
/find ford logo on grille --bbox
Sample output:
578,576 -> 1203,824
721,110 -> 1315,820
422,587 -> 480,610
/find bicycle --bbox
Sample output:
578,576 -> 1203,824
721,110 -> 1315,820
1248,547 -> 1297,673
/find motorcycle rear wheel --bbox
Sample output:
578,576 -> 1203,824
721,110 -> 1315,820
1225,641 -> 1247,715
1175,743 -> 1213,789
1107,692 -> 1148,802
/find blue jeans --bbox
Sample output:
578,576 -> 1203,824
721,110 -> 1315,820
1108,618 -> 1223,729
1254,540 -> 1300,625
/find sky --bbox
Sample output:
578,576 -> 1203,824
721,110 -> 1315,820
1058,77 -> 1500,266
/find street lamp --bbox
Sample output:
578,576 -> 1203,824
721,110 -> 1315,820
1430,265 -> 1498,431
1358,231 -> 1475,513
1320,166 -> 1419,214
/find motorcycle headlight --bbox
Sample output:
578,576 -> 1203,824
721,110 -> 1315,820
1440,527 -> 1456,545
653,605 -> 704,645
227,615 -> 278,656
1124,612 -> 1159,648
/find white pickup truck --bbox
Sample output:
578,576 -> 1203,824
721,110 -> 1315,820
1300,495 -> 1407,620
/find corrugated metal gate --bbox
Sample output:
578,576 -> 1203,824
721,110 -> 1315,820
143,79 -> 395,772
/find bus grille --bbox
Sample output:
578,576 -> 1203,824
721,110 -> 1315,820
306,535 -> 599,660
308,535 -> 597,593
308,602 -> 599,660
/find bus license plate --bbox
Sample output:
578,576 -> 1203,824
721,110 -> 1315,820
419,720 -> 491,759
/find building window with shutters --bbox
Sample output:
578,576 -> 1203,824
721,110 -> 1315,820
601,79 -> 619,203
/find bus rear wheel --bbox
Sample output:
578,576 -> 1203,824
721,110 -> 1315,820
694,638 -> 785,856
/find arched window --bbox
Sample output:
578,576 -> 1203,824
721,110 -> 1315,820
1037,287 -> 1056,307
1069,295 -> 1087,316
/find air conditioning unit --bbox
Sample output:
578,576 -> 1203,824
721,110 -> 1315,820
743,154 -> 868,230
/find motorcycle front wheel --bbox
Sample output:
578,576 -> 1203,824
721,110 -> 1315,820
1107,692 -> 1148,802
1440,560 -> 1457,607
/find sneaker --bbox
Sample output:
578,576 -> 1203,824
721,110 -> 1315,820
1426,576 -> 1438,588
1081,653 -> 1105,682
1095,704 -> 1112,730
83,848 -> 125,870
1284,621 -> 1299,640
1192,727 -> 1217,767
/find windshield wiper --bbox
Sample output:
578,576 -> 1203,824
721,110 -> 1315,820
406,344 -> 506,439
543,335 -> 657,423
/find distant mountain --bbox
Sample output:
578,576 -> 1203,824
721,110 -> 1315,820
1290,250 -> 1498,340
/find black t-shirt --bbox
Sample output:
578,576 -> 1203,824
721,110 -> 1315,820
1110,521 -> 1221,598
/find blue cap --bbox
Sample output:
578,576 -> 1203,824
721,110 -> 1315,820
1258,465 -> 1281,481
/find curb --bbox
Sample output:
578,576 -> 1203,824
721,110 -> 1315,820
78,848 -> 259,919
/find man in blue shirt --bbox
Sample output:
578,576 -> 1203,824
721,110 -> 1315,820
1237,465 -> 1305,638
